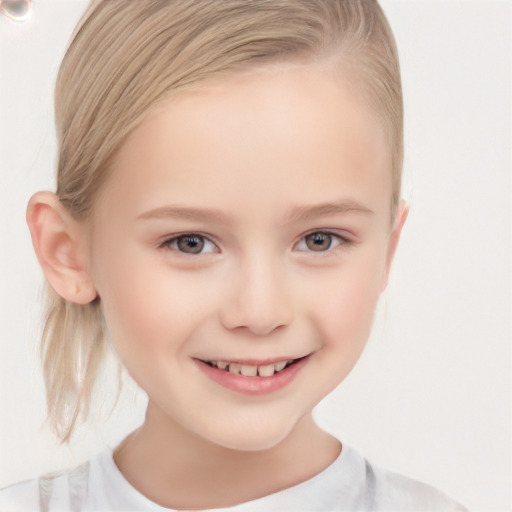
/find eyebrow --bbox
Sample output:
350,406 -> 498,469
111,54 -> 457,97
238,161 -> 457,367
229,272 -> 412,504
137,206 -> 230,223
283,200 -> 374,224
137,200 -> 373,224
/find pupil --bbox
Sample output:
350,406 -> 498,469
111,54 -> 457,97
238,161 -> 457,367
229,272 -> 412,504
306,233 -> 331,251
177,235 -> 204,254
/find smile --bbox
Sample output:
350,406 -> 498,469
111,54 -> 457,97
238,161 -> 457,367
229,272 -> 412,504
195,356 -> 309,395
202,359 -> 296,377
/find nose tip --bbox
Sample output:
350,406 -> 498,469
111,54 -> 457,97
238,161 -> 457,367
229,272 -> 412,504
222,313 -> 293,338
220,294 -> 294,336
219,265 -> 293,336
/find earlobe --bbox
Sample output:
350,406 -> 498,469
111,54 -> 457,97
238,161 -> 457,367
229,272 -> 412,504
26,191 -> 97,304
381,200 -> 409,292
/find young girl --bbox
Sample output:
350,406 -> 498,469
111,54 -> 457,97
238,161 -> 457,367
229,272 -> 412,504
1,0 -> 467,510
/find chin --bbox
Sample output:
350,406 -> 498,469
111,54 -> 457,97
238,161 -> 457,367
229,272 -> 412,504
201,416 -> 299,453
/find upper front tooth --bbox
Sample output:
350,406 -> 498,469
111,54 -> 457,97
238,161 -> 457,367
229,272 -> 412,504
218,360 -> 292,377
228,363 -> 241,375
240,364 -> 258,377
274,361 -> 287,372
258,364 -> 275,377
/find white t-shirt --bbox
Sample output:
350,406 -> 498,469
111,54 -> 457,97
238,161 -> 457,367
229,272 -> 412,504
1,444 -> 467,511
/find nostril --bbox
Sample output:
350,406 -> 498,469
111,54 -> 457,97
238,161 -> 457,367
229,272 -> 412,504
218,268 -> 294,335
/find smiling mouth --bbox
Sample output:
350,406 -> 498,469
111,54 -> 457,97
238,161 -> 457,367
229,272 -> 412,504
200,358 -> 303,378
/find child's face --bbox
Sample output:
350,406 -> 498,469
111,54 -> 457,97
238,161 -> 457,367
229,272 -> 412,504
86,64 -> 403,451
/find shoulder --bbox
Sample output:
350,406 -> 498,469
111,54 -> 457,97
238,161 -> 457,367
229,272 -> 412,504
332,444 -> 468,511
0,460 -> 90,512
366,455 -> 468,511
0,450 -> 157,512
1,477 -> 40,512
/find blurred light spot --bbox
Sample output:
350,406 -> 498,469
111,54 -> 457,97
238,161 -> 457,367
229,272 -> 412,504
0,0 -> 32,23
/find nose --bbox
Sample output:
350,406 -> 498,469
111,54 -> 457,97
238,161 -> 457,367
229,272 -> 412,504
219,255 -> 294,336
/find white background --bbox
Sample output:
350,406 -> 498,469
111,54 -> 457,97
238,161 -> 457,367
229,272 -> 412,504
0,1 -> 510,511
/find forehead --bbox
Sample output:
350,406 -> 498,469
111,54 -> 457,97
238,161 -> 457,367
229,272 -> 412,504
101,64 -> 391,223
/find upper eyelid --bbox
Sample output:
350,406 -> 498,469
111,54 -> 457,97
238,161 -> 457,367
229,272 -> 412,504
293,230 -> 351,250
295,229 -> 352,244
301,229 -> 350,239
159,232 -> 216,245
158,232 -> 219,253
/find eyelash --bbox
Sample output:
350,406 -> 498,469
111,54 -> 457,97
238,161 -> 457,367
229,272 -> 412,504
295,231 -> 351,253
159,233 -> 219,255
158,231 -> 352,255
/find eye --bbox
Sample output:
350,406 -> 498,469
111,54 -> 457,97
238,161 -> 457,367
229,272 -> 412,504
295,231 -> 349,252
160,234 -> 218,255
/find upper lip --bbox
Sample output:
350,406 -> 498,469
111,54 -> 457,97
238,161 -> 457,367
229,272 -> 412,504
197,355 -> 309,366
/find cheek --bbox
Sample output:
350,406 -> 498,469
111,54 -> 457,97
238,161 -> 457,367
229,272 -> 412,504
309,253 -> 385,346
91,247 -> 176,363
94,249 -> 218,363
326,282 -> 379,345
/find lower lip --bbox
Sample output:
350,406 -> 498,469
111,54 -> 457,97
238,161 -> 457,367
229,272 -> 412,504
195,357 -> 309,396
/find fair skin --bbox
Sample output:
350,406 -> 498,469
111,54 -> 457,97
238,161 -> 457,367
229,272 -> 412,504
28,63 -> 407,509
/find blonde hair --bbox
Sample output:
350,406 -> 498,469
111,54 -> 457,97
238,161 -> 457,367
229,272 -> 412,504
43,0 -> 403,441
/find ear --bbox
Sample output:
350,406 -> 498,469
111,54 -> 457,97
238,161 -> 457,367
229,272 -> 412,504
26,191 -> 97,304
381,200 -> 409,292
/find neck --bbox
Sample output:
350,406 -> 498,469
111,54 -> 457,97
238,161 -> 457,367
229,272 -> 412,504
114,402 -> 341,510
